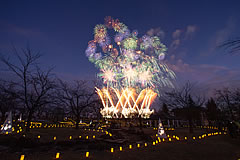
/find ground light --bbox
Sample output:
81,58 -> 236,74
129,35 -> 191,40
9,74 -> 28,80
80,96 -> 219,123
129,145 -> 132,149
20,155 -> 25,160
55,153 -> 60,159
86,152 -> 89,158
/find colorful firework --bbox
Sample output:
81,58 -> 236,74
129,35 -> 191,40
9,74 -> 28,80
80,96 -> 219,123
85,17 -> 176,118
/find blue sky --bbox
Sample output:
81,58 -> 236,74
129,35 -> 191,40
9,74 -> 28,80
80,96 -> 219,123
0,0 -> 240,94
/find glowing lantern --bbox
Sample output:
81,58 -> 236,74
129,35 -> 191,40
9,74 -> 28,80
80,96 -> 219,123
20,155 -> 25,160
86,152 -> 89,158
56,153 -> 60,159
129,145 -> 132,149
120,146 -> 122,151
111,148 -> 114,153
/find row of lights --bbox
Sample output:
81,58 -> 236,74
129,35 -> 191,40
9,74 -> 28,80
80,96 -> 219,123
18,130 -> 226,159
20,151 -> 91,160
18,127 -> 111,159
153,127 -> 174,131
153,126 -> 227,131
157,131 -> 227,142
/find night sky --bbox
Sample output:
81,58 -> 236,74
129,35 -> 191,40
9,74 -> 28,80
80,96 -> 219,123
1,0 -> 240,94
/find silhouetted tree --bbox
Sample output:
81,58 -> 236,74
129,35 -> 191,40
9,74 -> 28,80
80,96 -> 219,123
89,98 -> 103,119
163,82 -> 205,133
216,88 -> 240,121
57,80 -> 95,129
159,103 -> 170,120
0,80 -> 17,122
206,98 -> 219,122
232,88 -> 240,120
0,46 -> 55,132
219,37 -> 240,54
215,88 -> 235,120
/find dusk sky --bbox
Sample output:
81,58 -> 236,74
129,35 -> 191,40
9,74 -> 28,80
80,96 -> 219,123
1,0 -> 240,94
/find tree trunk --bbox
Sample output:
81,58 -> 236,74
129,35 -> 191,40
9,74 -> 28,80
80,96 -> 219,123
75,117 -> 79,129
26,110 -> 33,132
188,118 -> 194,133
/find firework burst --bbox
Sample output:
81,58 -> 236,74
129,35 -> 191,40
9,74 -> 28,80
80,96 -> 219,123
85,17 -> 176,118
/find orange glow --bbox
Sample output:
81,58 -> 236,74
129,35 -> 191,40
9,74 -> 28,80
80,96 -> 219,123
96,87 -> 156,118
136,50 -> 141,54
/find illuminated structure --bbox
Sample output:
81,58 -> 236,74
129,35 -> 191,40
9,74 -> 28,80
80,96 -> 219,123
157,118 -> 167,138
86,17 -> 175,118
1,111 -> 12,134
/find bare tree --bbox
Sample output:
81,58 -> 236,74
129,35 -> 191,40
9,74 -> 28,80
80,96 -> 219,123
232,88 -> 240,120
205,98 -> 219,123
0,46 -> 55,131
219,37 -> 240,54
0,80 -> 18,122
88,98 -> 102,119
57,80 -> 95,129
162,82 -> 205,133
215,88 -> 240,121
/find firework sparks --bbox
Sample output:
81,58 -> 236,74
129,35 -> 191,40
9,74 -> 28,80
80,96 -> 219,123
100,69 -> 116,83
96,87 -> 156,118
85,17 -> 176,118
